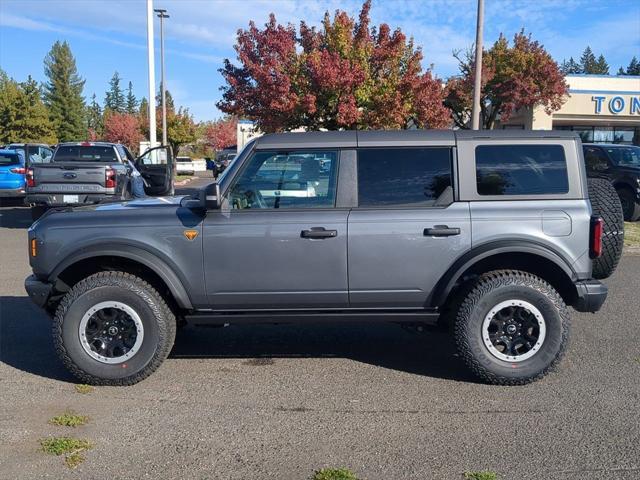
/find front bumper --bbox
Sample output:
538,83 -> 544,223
0,186 -> 26,198
573,279 -> 608,313
25,274 -> 53,308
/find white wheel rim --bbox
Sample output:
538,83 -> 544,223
78,301 -> 144,364
481,299 -> 546,363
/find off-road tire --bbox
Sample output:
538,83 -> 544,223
617,186 -> 640,222
454,270 -> 570,385
31,205 -> 47,221
53,271 -> 176,386
588,178 -> 624,279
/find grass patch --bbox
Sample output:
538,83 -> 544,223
176,174 -> 193,181
49,411 -> 89,428
464,471 -> 498,480
624,222 -> 640,248
40,437 -> 93,456
312,468 -> 359,480
74,384 -> 94,394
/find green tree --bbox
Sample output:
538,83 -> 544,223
593,54 -> 609,74
165,107 -> 196,156
125,81 -> 138,114
43,40 -> 86,141
560,57 -> 581,74
86,93 -> 103,139
138,96 -> 149,139
105,71 -> 126,113
0,71 -> 56,144
619,56 -> 640,76
579,47 -> 598,74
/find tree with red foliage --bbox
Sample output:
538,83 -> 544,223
204,117 -> 237,150
445,31 -> 568,129
103,112 -> 142,152
218,0 -> 450,132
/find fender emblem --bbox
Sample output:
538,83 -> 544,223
184,230 -> 198,240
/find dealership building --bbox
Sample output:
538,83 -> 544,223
499,74 -> 640,144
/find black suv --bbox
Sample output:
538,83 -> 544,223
583,143 -> 640,221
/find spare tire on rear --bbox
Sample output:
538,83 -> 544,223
588,178 -> 624,279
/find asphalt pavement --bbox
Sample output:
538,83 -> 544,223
0,185 -> 638,480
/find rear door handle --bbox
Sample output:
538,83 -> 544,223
301,227 -> 338,239
424,225 -> 461,237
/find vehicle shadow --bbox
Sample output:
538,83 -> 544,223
0,202 -> 32,230
1,295 -> 473,383
171,322 -> 474,382
0,296 -> 75,382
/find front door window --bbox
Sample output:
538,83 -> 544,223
229,150 -> 338,209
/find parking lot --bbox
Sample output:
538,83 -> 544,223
1,181 -> 639,480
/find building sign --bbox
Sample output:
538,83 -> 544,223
591,95 -> 640,115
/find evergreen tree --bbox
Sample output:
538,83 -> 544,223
156,82 -> 175,113
617,66 -> 626,75
18,75 -> 57,143
624,56 -> 640,75
579,46 -> 598,74
105,71 -> 126,113
43,40 -> 86,141
86,93 -> 103,138
138,96 -> 149,138
561,57 -> 582,74
0,71 -> 56,144
125,81 -> 138,114
593,54 -> 609,74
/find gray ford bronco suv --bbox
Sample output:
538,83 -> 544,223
25,130 -> 623,386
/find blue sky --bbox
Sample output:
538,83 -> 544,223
1,0 -> 639,121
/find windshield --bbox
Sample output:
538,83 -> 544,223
605,146 -> 640,167
0,152 -> 21,165
54,146 -> 118,162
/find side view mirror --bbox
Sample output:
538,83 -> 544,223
205,182 -> 221,210
180,190 -> 205,210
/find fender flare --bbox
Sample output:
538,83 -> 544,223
50,242 -> 193,309
430,240 -> 577,308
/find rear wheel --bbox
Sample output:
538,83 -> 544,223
453,270 -> 570,385
588,178 -> 624,279
53,271 -> 176,386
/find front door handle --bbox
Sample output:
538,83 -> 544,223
301,227 -> 338,239
424,225 -> 461,237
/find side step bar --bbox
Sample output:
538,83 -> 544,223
184,309 -> 440,326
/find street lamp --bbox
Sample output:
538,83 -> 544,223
471,0 -> 484,130
146,0 -> 157,148
155,8 -> 169,146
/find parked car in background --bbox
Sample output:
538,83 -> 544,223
0,149 -> 27,198
583,143 -> 640,221
6,143 -> 54,166
176,156 -> 194,176
25,142 -> 173,220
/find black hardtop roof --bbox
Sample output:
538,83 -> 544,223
254,129 -> 579,150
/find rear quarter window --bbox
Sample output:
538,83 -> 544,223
475,144 -> 569,196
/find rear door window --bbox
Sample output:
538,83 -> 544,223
0,153 -> 20,165
357,148 -> 453,207
475,145 -> 569,196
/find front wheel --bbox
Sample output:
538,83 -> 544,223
53,272 -> 176,386
453,270 -> 570,385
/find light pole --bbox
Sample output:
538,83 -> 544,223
146,0 -> 157,148
155,8 -> 169,147
471,0 -> 484,130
